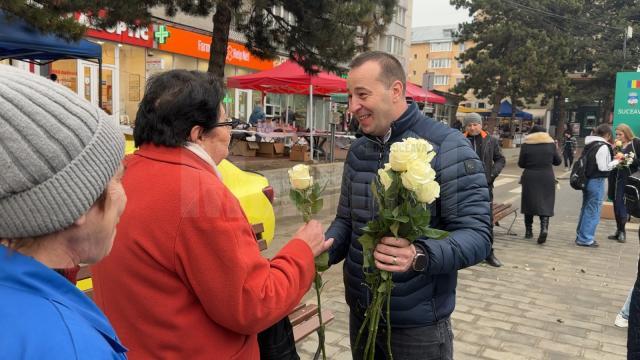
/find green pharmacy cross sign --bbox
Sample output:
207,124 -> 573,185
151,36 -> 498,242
154,25 -> 170,44
613,72 -> 640,136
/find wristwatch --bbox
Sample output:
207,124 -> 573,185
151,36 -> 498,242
412,245 -> 427,272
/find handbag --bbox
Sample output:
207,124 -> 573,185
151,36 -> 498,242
258,316 -> 300,360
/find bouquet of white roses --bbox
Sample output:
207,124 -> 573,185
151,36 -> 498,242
356,138 -> 448,360
614,140 -> 636,168
288,164 -> 329,360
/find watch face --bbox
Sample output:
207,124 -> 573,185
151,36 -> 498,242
414,254 -> 427,271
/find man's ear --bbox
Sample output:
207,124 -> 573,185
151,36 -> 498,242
189,125 -> 203,143
391,80 -> 404,103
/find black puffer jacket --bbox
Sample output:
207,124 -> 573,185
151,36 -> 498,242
326,103 -> 492,327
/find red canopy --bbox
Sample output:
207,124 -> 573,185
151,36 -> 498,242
226,60 -> 347,95
406,82 -> 446,104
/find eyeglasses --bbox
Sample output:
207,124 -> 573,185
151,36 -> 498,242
214,119 -> 239,128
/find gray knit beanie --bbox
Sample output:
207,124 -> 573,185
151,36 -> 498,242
0,65 -> 125,238
462,112 -> 483,128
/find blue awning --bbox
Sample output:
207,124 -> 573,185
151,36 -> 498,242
498,100 -> 533,120
0,11 -> 101,61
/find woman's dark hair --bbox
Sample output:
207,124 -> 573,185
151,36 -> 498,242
528,125 -> 546,134
594,123 -> 612,139
133,70 -> 225,147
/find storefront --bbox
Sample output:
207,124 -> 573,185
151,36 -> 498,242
50,16 -> 152,125
155,24 -> 274,122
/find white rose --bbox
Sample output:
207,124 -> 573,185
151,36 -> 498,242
400,160 -> 436,191
405,138 -> 434,161
378,168 -> 393,191
389,142 -> 418,171
289,164 -> 313,190
616,140 -> 623,147
415,181 -> 440,204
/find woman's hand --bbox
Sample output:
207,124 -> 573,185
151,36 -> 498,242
615,152 -> 625,160
293,220 -> 334,257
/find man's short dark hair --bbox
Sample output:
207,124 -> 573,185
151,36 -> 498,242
349,51 -> 406,94
594,124 -> 612,139
49,73 -> 57,82
134,70 -> 224,147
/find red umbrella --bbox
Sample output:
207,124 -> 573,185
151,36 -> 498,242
405,82 -> 446,104
226,60 -> 346,95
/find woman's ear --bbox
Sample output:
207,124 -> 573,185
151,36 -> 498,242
189,125 -> 203,143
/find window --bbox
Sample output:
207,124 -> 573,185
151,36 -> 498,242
459,43 -> 466,52
414,54 -> 417,59
413,70 -> 416,75
457,61 -> 465,69
393,6 -> 406,26
430,42 -> 452,52
385,36 -> 404,56
455,77 -> 464,85
434,75 -> 449,86
430,59 -> 451,68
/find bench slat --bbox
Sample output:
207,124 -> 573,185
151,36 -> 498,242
292,310 -> 335,342
289,304 -> 319,326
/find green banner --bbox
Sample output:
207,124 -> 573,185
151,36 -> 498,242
613,72 -> 640,136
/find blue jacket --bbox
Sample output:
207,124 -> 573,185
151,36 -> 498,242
0,246 -> 127,359
326,103 -> 492,327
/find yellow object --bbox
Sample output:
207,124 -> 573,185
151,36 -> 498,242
457,106 -> 491,113
77,278 -> 93,292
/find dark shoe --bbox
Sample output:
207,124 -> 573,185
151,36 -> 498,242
524,215 -> 533,239
485,250 -> 503,267
537,216 -> 549,244
576,241 -> 599,247
618,231 -> 626,243
608,230 -> 621,240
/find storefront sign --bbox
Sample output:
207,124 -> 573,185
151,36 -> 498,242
614,72 -> 640,135
157,25 -> 273,71
76,13 -> 153,48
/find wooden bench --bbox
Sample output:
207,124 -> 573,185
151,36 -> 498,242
75,222 -> 333,345
492,202 -> 518,235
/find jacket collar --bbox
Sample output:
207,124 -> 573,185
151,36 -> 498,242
0,246 -> 126,352
363,102 -> 421,144
133,144 -> 217,177
463,130 -> 488,139
524,132 -> 555,144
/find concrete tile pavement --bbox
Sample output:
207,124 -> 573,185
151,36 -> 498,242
276,198 -> 637,359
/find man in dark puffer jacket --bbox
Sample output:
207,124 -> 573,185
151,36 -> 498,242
326,51 -> 492,359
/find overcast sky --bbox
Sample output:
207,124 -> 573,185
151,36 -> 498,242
411,0 -> 471,28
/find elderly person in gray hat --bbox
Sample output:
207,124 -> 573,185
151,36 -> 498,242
0,65 -> 127,359
463,112 -> 506,267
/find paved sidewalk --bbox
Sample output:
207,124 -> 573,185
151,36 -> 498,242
284,203 -> 637,359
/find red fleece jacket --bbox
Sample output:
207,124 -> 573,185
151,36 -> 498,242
92,145 -> 315,359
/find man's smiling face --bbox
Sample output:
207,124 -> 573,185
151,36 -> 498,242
347,61 -> 403,137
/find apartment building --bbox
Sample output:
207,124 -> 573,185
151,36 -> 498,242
370,0 -> 413,69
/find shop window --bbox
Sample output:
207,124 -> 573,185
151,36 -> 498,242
174,54 -> 198,70
51,59 -> 78,93
119,44 -> 146,124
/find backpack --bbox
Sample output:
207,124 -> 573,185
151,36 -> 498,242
570,142 -> 604,190
625,174 -> 640,218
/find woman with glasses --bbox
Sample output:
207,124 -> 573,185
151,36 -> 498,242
92,70 -> 333,359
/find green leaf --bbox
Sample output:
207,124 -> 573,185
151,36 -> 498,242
395,215 -> 410,223
390,222 -> 399,238
315,252 -> 329,272
424,228 -> 449,240
377,282 -> 388,293
380,271 -> 389,280
310,198 -> 324,214
391,206 -> 399,218
358,233 -> 376,252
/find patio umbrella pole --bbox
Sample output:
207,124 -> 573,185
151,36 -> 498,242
309,84 -> 314,161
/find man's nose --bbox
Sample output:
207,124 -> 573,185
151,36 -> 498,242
349,98 -> 361,113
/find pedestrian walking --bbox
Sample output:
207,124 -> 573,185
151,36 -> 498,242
607,124 -> 640,243
575,124 -> 617,247
562,129 -> 577,169
518,125 -> 562,244
463,112 -> 506,266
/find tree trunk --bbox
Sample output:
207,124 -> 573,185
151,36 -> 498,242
208,2 -> 234,78
553,92 -> 565,140
602,96 -> 613,124
557,94 -> 566,140
487,93 -> 502,134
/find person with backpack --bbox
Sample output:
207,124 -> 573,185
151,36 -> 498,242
518,125 -> 562,244
562,129 -> 577,169
575,124 -> 617,247
607,124 -> 640,243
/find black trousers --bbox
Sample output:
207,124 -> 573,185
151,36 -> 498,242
629,227 -> 640,359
